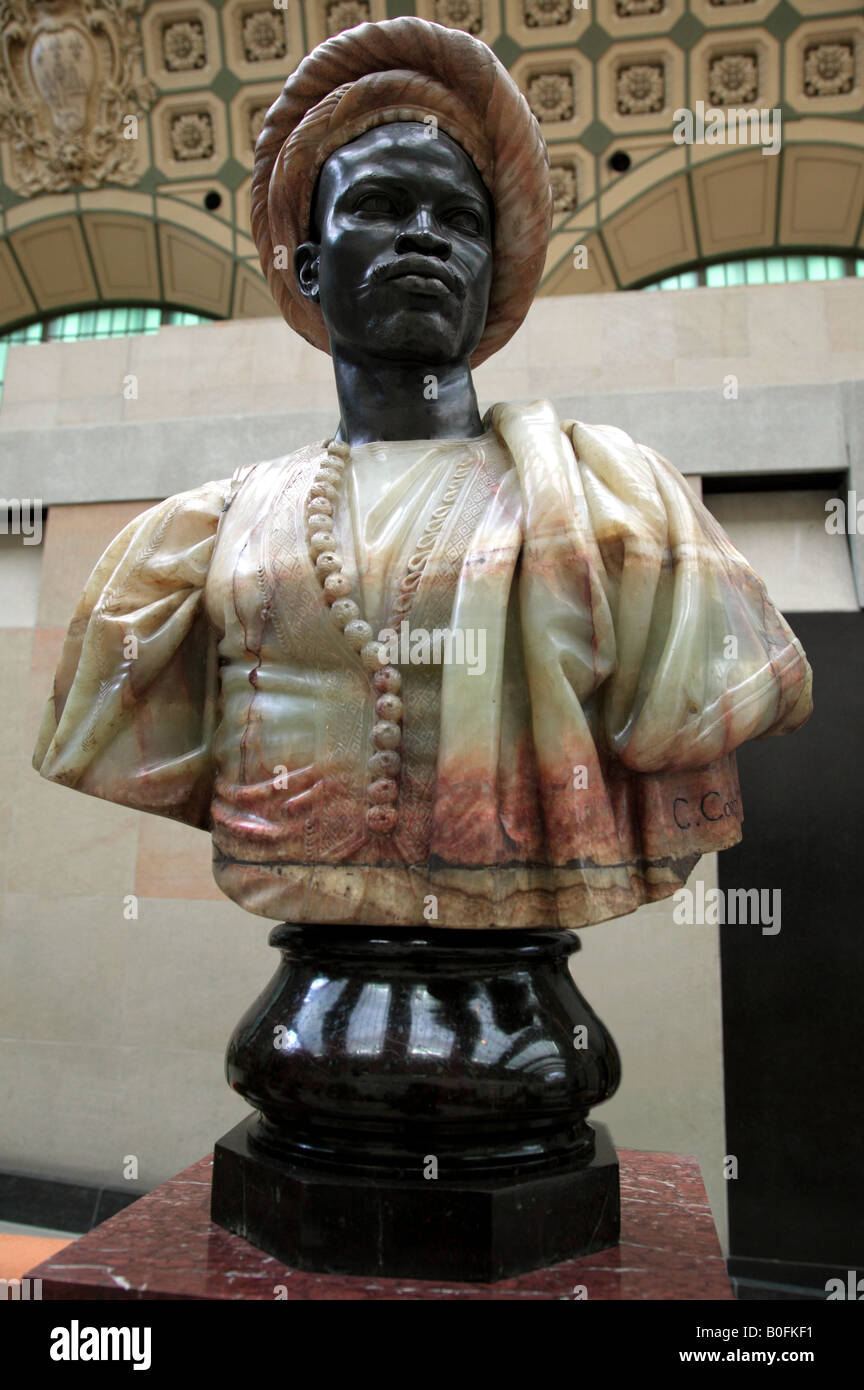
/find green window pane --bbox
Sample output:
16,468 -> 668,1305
785,256 -> 807,282
765,257 -> 786,283
805,255 -> 828,281
705,263 -> 726,287
825,257 -> 846,280
8,323 -> 39,344
856,259 -> 864,278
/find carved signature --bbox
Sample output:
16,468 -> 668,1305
673,791 -> 740,831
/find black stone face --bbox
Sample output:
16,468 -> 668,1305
295,122 -> 494,367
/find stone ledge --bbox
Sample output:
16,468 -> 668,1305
0,383 -> 856,506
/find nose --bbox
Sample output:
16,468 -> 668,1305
394,210 -> 451,259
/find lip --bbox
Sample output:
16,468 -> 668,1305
386,272 -> 451,296
378,257 -> 459,295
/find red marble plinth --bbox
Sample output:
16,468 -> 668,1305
25,1149 -> 732,1301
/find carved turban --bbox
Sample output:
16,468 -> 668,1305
251,16 -> 552,366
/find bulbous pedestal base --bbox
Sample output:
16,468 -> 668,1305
211,924 -> 622,1280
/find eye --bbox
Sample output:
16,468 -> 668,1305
445,208 -> 484,236
354,191 -> 398,217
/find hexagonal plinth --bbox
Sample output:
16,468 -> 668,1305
211,1118 -> 620,1282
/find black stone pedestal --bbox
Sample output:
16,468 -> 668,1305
211,924 -> 622,1280
212,1116 -> 619,1282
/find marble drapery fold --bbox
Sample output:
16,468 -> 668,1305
33,480 -> 229,827
33,401 -> 812,929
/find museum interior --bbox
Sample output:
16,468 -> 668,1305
0,0 -> 862,1306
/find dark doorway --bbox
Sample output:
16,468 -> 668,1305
720,611 -> 864,1297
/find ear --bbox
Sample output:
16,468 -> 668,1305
294,242 -> 321,302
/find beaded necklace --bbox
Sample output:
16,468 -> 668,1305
305,436 -> 475,838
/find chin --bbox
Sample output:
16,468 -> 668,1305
372,313 -> 472,365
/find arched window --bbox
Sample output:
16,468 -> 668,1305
642,254 -> 864,291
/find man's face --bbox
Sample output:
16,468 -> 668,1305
295,123 -> 494,367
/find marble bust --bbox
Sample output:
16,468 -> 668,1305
32,17 -> 813,932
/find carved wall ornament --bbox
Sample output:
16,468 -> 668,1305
162,18 -> 206,73
0,0 -> 155,194
434,0 -> 484,35
615,1 -> 665,16
549,162 -> 577,213
616,62 -> 665,115
803,43 -> 855,99
170,109 -> 214,161
241,7 -> 288,63
523,0 -> 571,26
527,71 -> 575,123
709,53 -> 758,106
325,2 -> 372,40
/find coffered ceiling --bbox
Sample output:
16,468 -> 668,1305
0,0 -> 862,331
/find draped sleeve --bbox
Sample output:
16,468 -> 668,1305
32,478 -> 233,829
567,420 -> 813,773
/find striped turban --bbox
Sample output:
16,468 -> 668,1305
251,16 -> 552,366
